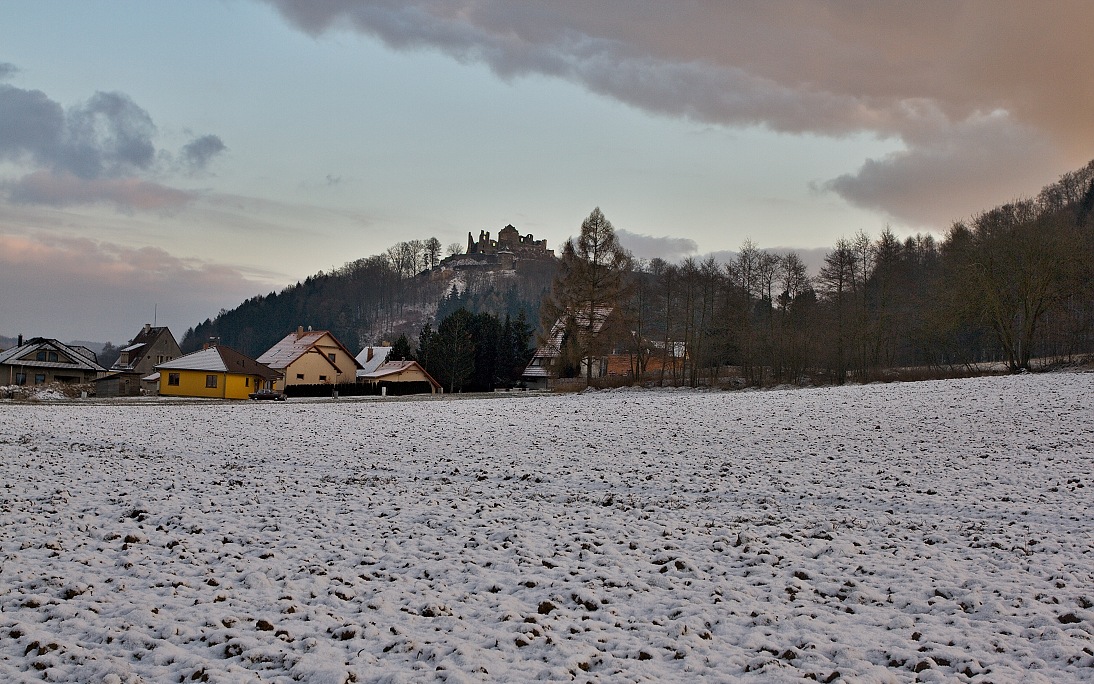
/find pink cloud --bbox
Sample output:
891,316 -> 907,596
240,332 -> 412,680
6,171 -> 195,211
0,232 -> 269,342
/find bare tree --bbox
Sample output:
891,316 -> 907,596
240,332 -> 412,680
541,207 -> 633,383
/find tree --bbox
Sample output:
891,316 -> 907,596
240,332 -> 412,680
424,309 -> 476,393
541,207 -> 633,383
390,334 -> 413,361
424,237 -> 442,269
98,342 -> 120,368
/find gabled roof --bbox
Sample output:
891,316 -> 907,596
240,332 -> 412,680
361,360 -> 442,390
257,329 -> 363,371
156,345 -> 280,381
111,326 -> 178,371
355,346 -> 392,376
523,307 -> 615,379
0,338 -> 106,372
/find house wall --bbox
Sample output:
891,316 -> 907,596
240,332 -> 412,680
311,334 -> 359,381
159,370 -> 227,399
278,353 -> 333,390
278,339 -> 356,389
158,369 -> 260,399
138,334 -> 182,376
1,364 -> 99,385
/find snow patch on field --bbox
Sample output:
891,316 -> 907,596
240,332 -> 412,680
1,374 -> 1092,682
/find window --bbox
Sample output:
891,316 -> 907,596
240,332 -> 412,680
319,375 -> 327,382
245,377 -> 250,387
168,373 -> 180,386
34,374 -> 46,385
48,351 -> 58,362
328,353 -> 336,362
296,373 -> 304,380
36,351 -> 46,361
206,375 -> 218,388
15,373 -> 26,385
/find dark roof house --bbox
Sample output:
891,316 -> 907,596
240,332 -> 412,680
0,338 -> 106,386
97,324 -> 182,397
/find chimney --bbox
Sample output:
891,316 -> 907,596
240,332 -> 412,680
143,323 -> 151,335
296,325 -> 304,339
17,334 -> 23,347
367,347 -> 374,362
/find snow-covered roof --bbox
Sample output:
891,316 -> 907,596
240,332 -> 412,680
360,360 -> 441,389
120,342 -> 146,353
355,346 -> 392,376
524,307 -> 614,374
257,330 -> 362,372
157,347 -> 227,372
0,338 -> 106,372
156,346 -> 279,380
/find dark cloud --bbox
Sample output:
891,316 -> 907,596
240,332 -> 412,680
180,134 -> 227,173
616,229 -> 696,262
0,82 -> 218,210
0,62 -> 17,80
63,91 -> 157,178
0,84 -> 65,166
262,1 -> 1094,226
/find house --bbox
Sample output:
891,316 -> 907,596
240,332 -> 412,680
522,307 -> 615,390
154,345 -> 280,400
360,360 -> 442,395
257,327 -> 363,392
0,337 -> 106,386
95,324 -> 181,397
355,345 -> 392,378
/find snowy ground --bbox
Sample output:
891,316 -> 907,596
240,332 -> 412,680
1,373 -> 1092,683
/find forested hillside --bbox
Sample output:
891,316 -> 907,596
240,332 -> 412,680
179,243 -> 556,357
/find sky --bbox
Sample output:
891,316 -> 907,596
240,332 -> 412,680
2,1 -> 1091,344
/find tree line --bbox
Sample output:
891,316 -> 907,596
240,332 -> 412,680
546,162 -> 1094,387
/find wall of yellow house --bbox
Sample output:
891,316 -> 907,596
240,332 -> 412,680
311,333 -> 359,380
224,373 -> 259,400
159,369 -> 226,399
158,370 -> 262,399
278,350 -> 342,389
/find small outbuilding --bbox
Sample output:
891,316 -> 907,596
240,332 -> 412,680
360,360 -> 442,395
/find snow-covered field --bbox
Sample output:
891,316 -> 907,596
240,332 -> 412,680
1,373 -> 1092,683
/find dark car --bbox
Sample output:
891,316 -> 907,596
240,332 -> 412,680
249,389 -> 286,401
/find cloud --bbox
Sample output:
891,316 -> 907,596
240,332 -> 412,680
0,74 -> 221,211
180,134 -> 227,173
262,1 -> 1094,226
6,171 -> 195,211
616,229 -> 696,262
819,115 -> 1060,226
0,232 -> 269,342
0,62 -> 17,80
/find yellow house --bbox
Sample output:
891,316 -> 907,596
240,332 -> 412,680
155,345 -> 280,400
256,327 -> 362,392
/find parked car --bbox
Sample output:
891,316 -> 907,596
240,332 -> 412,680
249,389 -> 286,401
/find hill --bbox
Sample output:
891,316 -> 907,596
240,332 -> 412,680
180,243 -> 558,357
